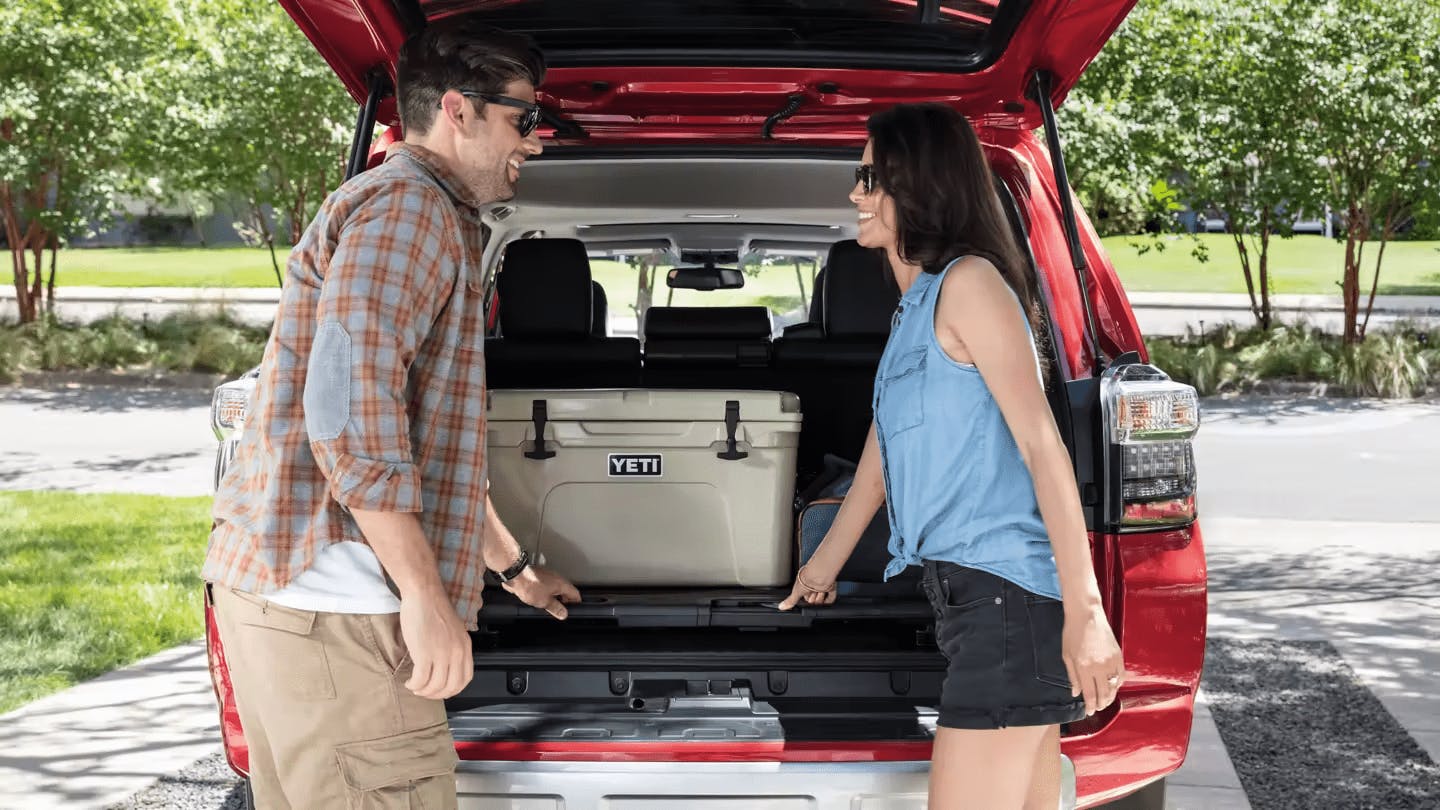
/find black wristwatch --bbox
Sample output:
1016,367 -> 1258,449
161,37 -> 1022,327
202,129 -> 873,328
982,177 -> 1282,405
493,548 -> 532,583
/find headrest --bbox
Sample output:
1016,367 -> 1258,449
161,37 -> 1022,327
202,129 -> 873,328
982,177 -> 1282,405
823,240 -> 897,337
643,307 -> 773,341
498,238 -> 592,339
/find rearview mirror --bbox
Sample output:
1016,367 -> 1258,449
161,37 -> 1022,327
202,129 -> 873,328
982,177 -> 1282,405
666,265 -> 745,291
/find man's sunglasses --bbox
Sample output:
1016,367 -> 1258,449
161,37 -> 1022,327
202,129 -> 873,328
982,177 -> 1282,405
457,91 -> 542,137
855,164 -> 876,194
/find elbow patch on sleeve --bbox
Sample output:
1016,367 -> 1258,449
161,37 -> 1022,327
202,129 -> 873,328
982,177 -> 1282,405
304,321 -> 352,441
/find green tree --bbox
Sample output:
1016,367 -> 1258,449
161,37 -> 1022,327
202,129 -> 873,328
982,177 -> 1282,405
1059,0 -> 1192,238
1177,0 -> 1327,330
0,0 -> 174,322
159,0 -> 355,285
1303,0 -> 1440,344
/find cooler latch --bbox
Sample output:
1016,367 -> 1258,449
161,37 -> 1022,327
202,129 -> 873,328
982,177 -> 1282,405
525,399 -> 556,460
717,400 -> 749,461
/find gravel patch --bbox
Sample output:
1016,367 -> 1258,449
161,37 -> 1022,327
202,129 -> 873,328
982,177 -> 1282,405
1204,638 -> 1440,810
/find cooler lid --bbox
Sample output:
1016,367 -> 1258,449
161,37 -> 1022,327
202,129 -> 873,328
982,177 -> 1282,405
488,389 -> 803,423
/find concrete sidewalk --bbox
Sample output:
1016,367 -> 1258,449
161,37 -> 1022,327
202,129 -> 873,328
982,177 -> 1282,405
0,642 -> 221,810
1125,291 -> 1440,315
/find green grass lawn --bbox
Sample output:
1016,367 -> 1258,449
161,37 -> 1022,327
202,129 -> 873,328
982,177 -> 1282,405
0,492 -> 212,714
4,235 -> 1437,297
0,246 -> 289,288
1102,234 -> 1440,296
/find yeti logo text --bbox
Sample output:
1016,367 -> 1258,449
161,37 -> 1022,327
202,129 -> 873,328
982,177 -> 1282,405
608,454 -> 663,477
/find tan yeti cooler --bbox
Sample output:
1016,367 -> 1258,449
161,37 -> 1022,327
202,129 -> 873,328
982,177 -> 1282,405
486,389 -> 803,587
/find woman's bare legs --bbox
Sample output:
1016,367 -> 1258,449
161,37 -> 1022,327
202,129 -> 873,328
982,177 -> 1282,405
1022,725 -> 1062,810
928,724 -> 1058,809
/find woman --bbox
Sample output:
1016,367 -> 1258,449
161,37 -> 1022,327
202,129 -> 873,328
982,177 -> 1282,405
777,103 -> 1124,809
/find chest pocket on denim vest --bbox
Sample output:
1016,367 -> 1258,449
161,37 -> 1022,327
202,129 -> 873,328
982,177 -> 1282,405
878,346 -> 926,440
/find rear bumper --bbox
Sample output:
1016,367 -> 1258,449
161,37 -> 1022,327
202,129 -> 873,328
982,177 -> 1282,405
455,756 -> 1077,809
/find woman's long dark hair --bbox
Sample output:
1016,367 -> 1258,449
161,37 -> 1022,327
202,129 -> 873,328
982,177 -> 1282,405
867,103 -> 1049,368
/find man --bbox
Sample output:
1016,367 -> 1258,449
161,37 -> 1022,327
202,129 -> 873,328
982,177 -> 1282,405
204,20 -> 579,809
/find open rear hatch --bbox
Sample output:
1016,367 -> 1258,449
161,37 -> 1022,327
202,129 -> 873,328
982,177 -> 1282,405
270,0 -> 1146,754
276,0 -> 1140,144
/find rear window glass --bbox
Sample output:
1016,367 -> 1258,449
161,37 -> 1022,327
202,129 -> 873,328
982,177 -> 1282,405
420,0 -> 1023,71
587,247 -> 822,337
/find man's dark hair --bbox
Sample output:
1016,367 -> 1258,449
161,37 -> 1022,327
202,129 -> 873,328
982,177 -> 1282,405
396,20 -> 546,135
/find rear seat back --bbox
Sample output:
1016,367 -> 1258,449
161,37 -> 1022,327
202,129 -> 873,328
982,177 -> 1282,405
486,238 -> 641,389
642,306 -> 774,389
773,240 -> 898,474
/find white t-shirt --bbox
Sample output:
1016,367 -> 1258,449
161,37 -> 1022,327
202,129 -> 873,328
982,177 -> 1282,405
266,541 -> 402,614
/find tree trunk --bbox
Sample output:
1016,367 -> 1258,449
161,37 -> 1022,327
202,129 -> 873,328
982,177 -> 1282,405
1231,230 -> 1261,326
46,234 -> 59,312
8,245 -> 34,324
1360,217 -> 1395,341
1341,202 -> 1362,345
27,222 -> 45,323
793,259 -> 808,313
1256,211 -> 1272,331
289,186 -> 307,246
252,201 -> 283,287
2,188 -> 36,323
635,256 -> 653,322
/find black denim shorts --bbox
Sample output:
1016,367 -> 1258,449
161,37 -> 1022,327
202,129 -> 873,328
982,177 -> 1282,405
921,560 -> 1088,730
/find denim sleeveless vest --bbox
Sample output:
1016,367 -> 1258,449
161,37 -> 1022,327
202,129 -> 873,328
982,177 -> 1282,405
872,258 -> 1062,600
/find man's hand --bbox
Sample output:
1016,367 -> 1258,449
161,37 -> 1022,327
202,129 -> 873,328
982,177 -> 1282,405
399,587 -> 474,700
502,565 -> 582,620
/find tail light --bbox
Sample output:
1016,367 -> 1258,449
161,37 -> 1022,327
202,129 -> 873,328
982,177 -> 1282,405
211,375 -> 257,490
211,377 -> 255,441
1101,363 -> 1200,531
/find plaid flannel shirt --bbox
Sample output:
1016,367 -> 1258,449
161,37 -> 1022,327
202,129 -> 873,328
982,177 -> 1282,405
204,143 -> 492,628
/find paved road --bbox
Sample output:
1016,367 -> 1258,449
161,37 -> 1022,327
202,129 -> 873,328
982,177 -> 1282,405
1194,396 -> 1440,523
0,385 -> 216,497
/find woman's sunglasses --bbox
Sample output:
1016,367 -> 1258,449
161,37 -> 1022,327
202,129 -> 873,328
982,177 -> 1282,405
457,90 -> 542,137
855,164 -> 876,194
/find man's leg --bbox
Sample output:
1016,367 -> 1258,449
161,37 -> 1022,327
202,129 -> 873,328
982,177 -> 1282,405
212,588 -> 458,809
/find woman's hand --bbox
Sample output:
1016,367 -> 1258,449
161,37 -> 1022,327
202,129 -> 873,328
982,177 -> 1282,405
776,563 -> 839,610
1062,604 -> 1125,716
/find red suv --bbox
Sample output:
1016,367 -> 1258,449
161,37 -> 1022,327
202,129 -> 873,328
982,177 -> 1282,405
205,1 -> 1206,807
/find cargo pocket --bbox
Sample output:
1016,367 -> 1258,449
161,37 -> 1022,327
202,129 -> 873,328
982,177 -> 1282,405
230,590 -> 336,701
877,347 -> 926,439
334,722 -> 459,810
1024,594 -> 1073,689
